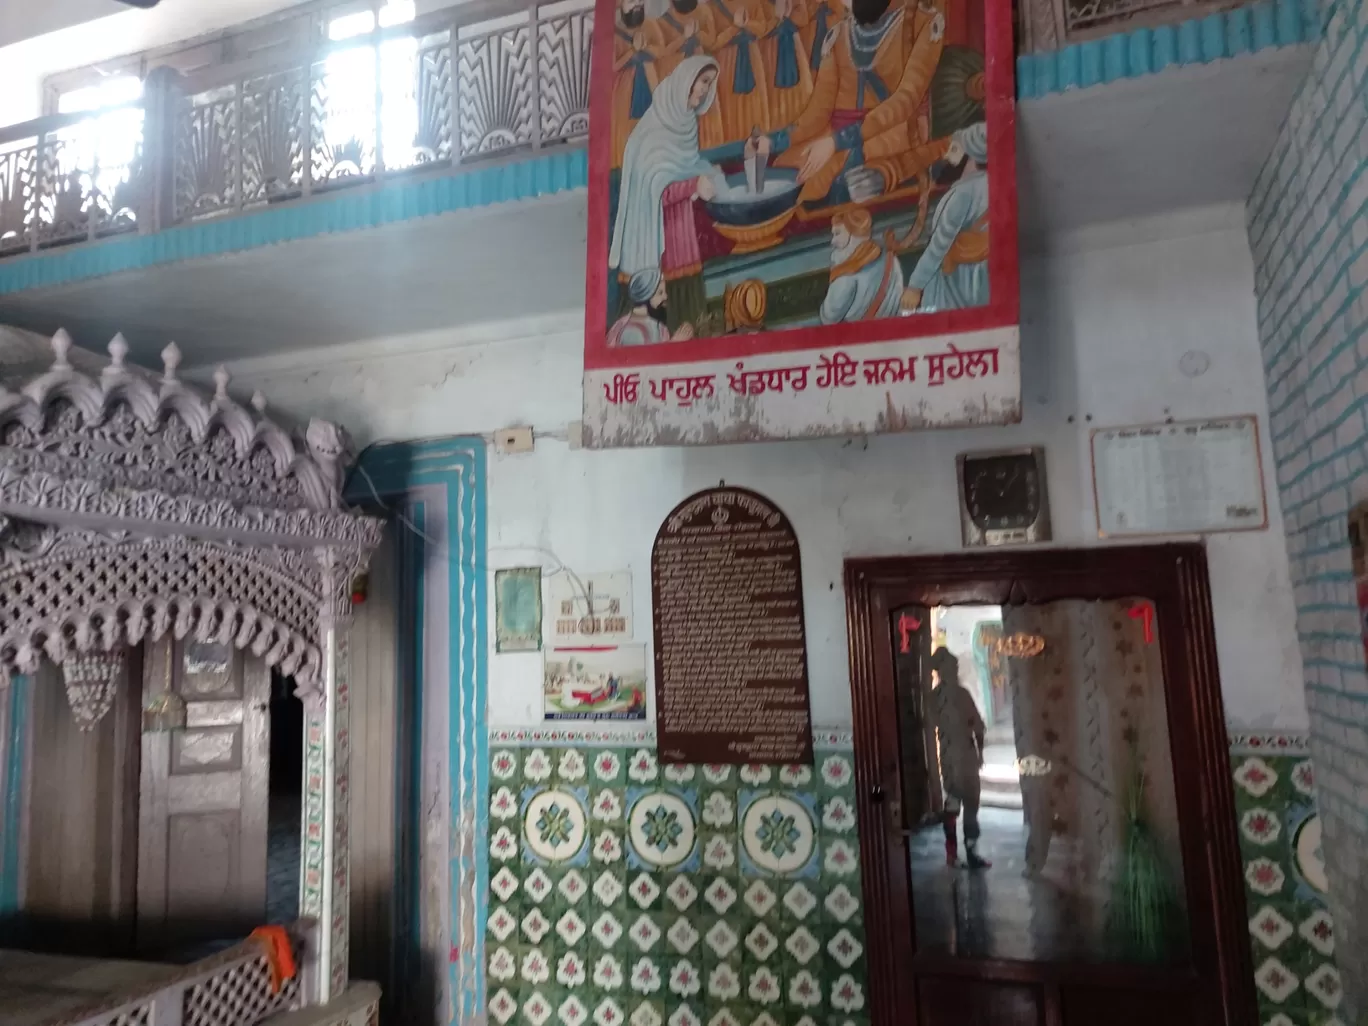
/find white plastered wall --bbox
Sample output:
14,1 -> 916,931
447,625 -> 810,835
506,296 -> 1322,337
197,201 -> 1308,732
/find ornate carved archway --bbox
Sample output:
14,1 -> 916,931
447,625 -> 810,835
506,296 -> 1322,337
0,328 -> 383,1004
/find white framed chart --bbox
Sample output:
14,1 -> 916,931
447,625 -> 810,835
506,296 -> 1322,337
1091,415 -> 1268,537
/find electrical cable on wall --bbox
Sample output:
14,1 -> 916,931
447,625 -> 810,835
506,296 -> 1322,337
349,457 -> 594,608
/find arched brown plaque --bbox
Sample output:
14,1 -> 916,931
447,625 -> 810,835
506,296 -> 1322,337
651,487 -> 813,765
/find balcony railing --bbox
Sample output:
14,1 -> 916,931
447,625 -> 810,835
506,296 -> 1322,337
0,105 -> 147,257
1018,0 -> 1247,51
0,0 -> 1298,264
0,0 -> 592,260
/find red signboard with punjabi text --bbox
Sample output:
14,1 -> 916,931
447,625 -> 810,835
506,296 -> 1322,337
584,0 -> 1019,445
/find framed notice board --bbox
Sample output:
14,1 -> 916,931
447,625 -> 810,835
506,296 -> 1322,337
1091,415 -> 1268,537
651,486 -> 813,764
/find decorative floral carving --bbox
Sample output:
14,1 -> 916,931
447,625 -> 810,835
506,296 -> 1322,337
0,331 -> 383,712
0,466 -> 382,549
0,331 -> 373,514
0,533 -> 326,688
62,648 -> 126,730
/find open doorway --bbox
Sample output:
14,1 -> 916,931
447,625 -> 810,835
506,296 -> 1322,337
932,606 -> 1020,813
846,547 -> 1257,1025
267,671 -> 304,926
903,601 -> 1190,964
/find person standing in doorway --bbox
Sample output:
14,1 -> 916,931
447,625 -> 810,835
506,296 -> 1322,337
929,646 -> 990,869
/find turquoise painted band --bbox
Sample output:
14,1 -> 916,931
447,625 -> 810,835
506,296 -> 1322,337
0,151 -> 588,298
1016,0 -> 1317,100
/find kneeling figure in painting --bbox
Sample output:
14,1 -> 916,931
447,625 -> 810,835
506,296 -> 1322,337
820,207 -> 902,324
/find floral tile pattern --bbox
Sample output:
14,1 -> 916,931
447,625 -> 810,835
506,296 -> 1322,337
486,734 -> 865,1026
1228,734 -> 1340,1026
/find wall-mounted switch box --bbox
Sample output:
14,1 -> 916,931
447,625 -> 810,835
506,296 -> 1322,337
496,426 -> 535,454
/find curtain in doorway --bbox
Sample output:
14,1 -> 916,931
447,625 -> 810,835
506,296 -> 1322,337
1002,599 -> 1186,948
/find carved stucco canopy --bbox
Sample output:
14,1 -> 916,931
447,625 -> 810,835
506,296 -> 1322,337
0,327 -> 384,694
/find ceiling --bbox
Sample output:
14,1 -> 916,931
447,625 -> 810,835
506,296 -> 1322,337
1016,45 -> 1312,241
0,44 -> 1312,370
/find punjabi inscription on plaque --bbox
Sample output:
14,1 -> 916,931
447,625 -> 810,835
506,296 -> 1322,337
652,487 -> 813,765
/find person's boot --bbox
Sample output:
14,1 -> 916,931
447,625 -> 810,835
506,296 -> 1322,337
965,839 -> 991,870
943,813 -> 959,867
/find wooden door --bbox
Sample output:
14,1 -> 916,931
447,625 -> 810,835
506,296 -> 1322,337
20,657 -> 141,955
843,545 -> 1256,1026
137,638 -> 270,956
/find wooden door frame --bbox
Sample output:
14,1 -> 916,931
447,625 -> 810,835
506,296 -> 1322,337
843,543 -> 1256,1026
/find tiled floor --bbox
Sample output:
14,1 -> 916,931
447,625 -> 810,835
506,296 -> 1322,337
911,807 -> 1086,963
910,805 -> 1192,966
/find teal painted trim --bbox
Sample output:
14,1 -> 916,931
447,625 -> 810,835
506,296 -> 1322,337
0,151 -> 587,298
1016,0 -> 1319,99
347,437 -> 487,1026
1,676 -> 31,915
386,500 -> 427,1006
406,502 -> 426,970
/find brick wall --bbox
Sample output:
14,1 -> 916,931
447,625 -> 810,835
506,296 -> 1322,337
1247,0 -> 1368,1015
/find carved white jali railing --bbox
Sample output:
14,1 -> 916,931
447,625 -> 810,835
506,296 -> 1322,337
56,924 -> 312,1026
0,330 -> 384,1006
0,0 -> 592,257
0,104 -> 147,258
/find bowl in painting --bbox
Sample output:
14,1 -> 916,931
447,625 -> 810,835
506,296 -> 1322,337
711,209 -> 797,255
703,169 -> 801,254
702,168 -> 801,226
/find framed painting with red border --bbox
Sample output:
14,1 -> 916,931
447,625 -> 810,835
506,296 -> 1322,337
583,0 -> 1020,447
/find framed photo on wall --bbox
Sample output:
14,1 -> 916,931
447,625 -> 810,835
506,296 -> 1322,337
583,0 -> 1020,446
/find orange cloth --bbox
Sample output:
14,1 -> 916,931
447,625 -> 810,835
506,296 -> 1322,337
828,239 -> 882,281
942,212 -> 989,273
249,925 -> 298,994
775,6 -> 945,203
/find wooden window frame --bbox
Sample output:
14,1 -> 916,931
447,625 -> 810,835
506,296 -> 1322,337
842,543 -> 1256,1025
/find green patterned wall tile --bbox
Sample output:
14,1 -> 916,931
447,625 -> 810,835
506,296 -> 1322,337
487,732 -> 861,1026
1229,734 -> 1341,1025
490,729 -> 1327,1025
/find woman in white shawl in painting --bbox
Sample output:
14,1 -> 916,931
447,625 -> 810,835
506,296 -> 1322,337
609,55 -> 724,335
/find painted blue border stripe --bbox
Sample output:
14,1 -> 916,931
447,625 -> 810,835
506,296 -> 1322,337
0,151 -> 587,298
408,502 -> 427,970
386,500 -> 428,1003
348,437 -> 487,1026
1016,0 -> 1318,99
1,676 -> 31,915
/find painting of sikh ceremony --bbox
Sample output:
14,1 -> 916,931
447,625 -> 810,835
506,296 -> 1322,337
597,0 -> 998,344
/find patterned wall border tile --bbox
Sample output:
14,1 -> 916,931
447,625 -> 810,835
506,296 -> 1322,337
1228,730 -> 1311,755
1227,742 -> 1337,1023
489,725 -> 855,749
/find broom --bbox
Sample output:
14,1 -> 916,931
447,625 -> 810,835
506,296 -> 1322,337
1106,750 -> 1183,962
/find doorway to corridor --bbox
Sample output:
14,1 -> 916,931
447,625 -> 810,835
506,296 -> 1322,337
845,545 -> 1256,1025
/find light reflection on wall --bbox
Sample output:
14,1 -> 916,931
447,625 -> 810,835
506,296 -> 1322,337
55,76 -> 145,224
